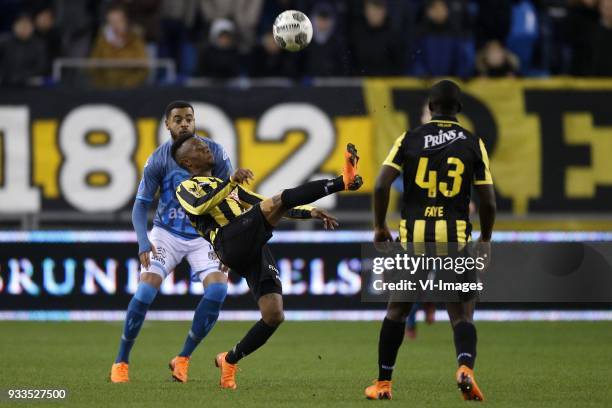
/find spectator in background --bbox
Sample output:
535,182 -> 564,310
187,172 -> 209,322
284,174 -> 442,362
476,39 -> 520,77
198,18 -> 241,78
158,0 -> 199,75
89,3 -> 148,88
53,0 -> 98,58
0,14 -> 46,86
474,0 -> 512,48
304,3 -> 348,76
410,0 -> 474,77
349,0 -> 404,76
505,0 -> 539,75
566,0 -> 599,75
590,0 -> 612,75
119,0 -> 161,48
34,7 -> 62,76
251,29 -> 300,77
199,0 -> 263,54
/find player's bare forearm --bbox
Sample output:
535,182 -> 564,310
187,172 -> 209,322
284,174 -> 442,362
310,208 -> 339,230
373,166 -> 399,229
373,186 -> 390,229
475,184 -> 496,241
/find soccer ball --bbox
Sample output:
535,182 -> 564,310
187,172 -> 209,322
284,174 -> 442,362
272,10 -> 313,52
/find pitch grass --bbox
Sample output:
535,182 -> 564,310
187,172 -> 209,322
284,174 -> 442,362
0,321 -> 611,407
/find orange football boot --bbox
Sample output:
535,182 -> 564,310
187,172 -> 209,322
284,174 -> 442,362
169,356 -> 190,383
343,143 -> 363,191
456,365 -> 485,401
215,352 -> 238,389
110,362 -> 129,383
364,380 -> 392,400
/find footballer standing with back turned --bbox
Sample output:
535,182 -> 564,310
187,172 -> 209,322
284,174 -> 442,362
365,80 -> 496,401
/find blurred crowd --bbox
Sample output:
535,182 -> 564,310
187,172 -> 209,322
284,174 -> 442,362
1,0 -> 612,88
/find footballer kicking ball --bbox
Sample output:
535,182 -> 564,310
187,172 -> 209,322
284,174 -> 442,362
273,10 -> 313,52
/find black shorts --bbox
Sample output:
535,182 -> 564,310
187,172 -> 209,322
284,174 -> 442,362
213,205 -> 282,300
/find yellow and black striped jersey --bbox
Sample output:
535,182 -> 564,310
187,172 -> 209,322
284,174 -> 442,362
383,116 -> 493,243
176,176 -> 313,243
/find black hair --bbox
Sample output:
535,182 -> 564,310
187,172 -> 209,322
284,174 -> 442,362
170,133 -> 194,167
428,79 -> 462,115
165,100 -> 194,119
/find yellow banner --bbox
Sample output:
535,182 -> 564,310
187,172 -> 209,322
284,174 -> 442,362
364,78 -> 612,216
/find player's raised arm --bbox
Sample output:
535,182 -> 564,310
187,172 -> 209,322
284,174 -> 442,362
236,183 -> 265,208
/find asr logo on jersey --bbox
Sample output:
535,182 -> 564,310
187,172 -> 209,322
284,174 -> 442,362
424,130 -> 467,150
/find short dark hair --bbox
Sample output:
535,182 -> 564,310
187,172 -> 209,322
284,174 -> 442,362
165,100 -> 194,119
428,79 -> 462,114
170,133 -> 194,167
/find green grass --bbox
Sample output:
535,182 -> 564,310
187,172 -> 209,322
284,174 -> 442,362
0,321 -> 611,407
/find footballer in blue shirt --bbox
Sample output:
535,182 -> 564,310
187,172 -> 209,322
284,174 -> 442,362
110,101 -> 232,383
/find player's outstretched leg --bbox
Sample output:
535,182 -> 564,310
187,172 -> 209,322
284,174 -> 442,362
280,143 -> 362,206
215,293 -> 284,389
283,142 -> 361,201
365,302 -> 412,400
447,301 -> 484,401
110,273 -> 160,383
169,272 -> 228,383
259,143 -> 363,227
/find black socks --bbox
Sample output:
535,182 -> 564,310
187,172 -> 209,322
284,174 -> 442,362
225,319 -> 278,364
453,321 -> 477,369
378,317 -> 406,381
376,318 -> 477,382
280,177 -> 344,209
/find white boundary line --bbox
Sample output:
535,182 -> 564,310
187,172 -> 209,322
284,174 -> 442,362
1,230 -> 612,243
0,310 -> 610,322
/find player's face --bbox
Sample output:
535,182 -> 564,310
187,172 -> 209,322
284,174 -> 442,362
184,138 -> 215,174
166,108 -> 195,140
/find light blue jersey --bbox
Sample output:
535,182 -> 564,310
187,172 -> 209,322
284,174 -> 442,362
136,136 -> 232,239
